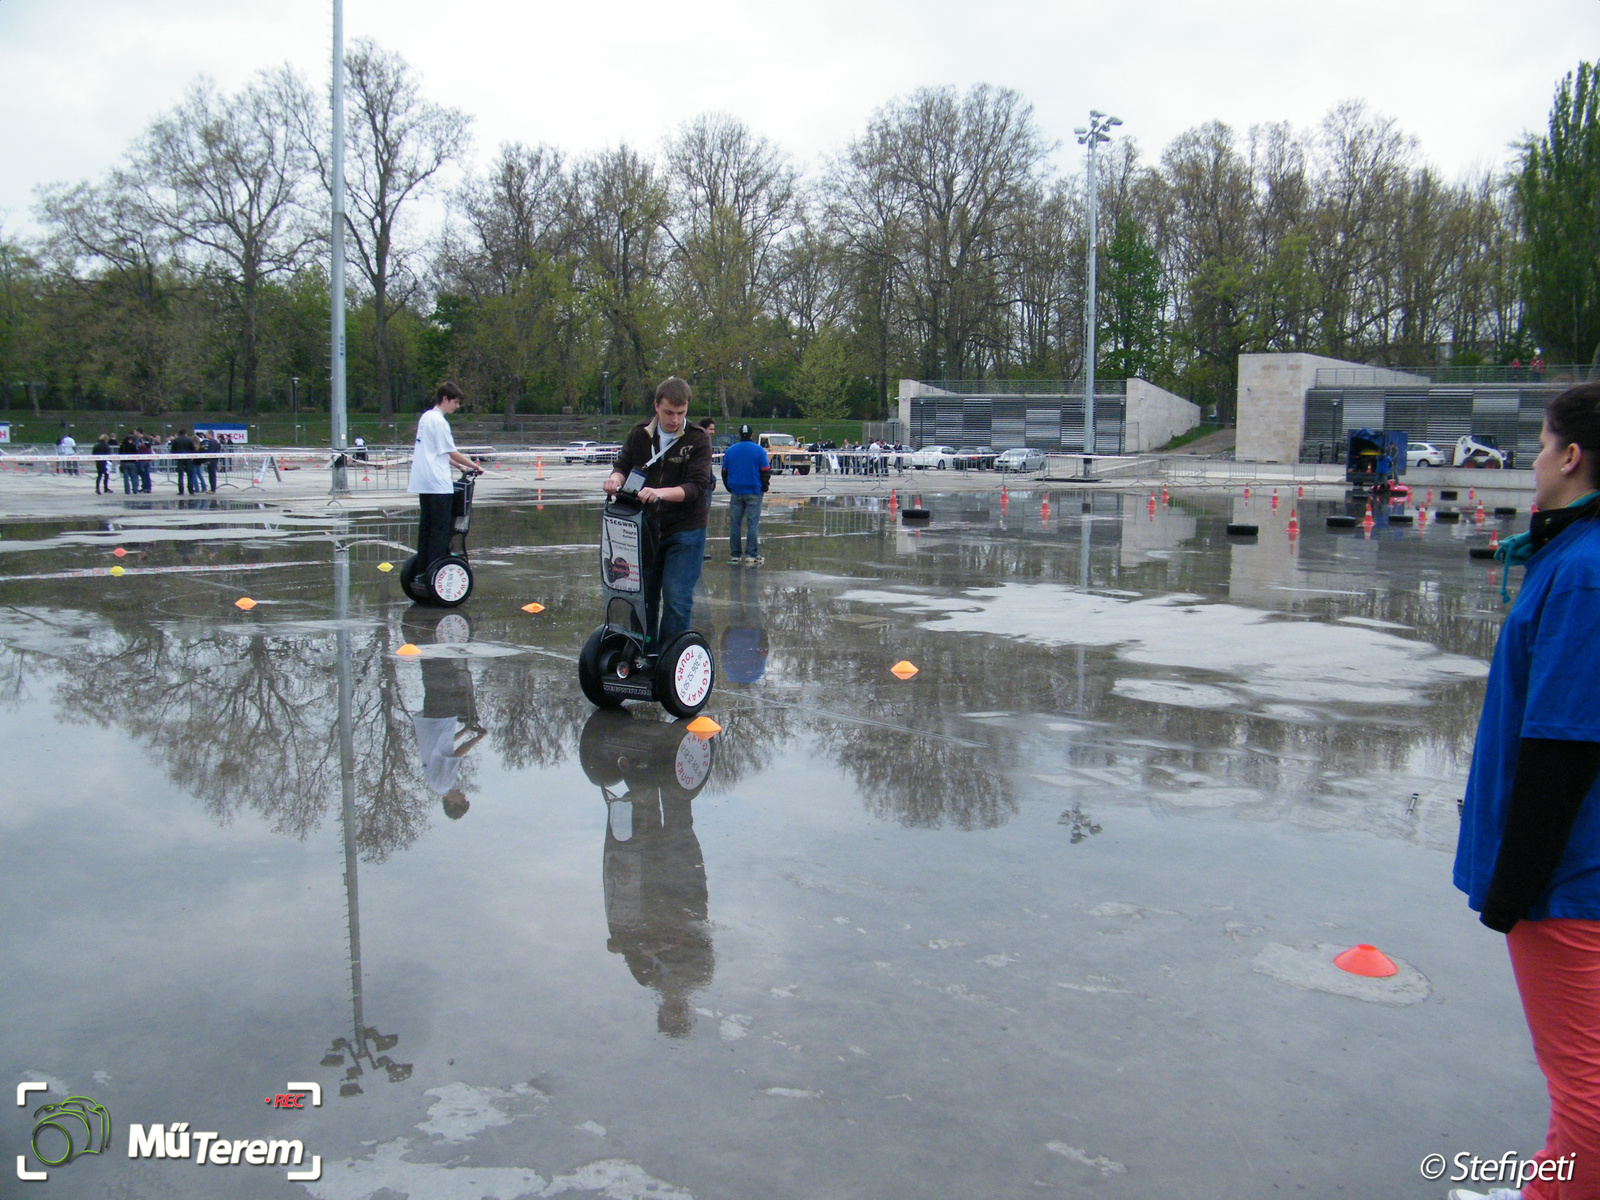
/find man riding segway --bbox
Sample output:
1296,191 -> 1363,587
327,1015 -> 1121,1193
403,381 -> 483,606
581,377 -> 715,716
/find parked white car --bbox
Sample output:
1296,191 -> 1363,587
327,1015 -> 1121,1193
909,444 -> 959,469
564,440 -> 599,463
1405,441 -> 1448,468
995,447 -> 1047,473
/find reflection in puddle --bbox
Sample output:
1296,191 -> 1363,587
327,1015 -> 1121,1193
0,488 -> 1525,1198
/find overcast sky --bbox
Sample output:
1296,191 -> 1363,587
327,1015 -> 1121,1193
2,0 -> 1594,237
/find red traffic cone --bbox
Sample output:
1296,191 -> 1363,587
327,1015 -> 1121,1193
1287,508 -> 1299,538
1488,529 -> 1499,550
1271,488 -> 1280,509
1333,944 -> 1398,978
1243,485 -> 1251,499
1297,484 -> 1304,498
1475,500 -> 1485,522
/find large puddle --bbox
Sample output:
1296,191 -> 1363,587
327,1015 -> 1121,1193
0,489 -> 1542,1198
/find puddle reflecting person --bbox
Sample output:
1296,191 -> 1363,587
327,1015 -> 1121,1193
580,711 -> 716,1037
721,565 -> 768,685
406,613 -> 486,820
1453,383 -> 1600,1200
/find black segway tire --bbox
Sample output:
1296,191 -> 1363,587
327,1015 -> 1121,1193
579,627 -> 624,709
654,631 -> 715,718
399,554 -> 432,604
428,557 -> 473,607
1225,523 -> 1258,536
1469,546 -> 1499,559
1327,515 -> 1358,528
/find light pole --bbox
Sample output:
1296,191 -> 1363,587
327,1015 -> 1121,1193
329,0 -> 349,492
1073,110 -> 1121,460
292,376 -> 300,445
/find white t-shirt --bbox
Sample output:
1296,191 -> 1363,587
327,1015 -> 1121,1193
655,426 -> 682,457
412,716 -> 466,795
408,408 -> 457,494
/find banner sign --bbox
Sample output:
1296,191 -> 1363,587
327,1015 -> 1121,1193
195,422 -> 249,445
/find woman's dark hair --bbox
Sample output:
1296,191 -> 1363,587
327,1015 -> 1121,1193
1545,383 -> 1600,486
423,381 -> 464,411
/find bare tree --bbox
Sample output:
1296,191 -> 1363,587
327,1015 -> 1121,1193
664,113 -> 798,417
131,72 -> 315,414
571,145 -> 672,412
310,39 -> 470,421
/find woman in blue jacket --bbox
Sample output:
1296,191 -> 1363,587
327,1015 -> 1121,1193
1453,383 -> 1600,1200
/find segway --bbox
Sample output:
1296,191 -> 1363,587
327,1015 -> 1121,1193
579,485 -> 715,718
401,469 -> 480,608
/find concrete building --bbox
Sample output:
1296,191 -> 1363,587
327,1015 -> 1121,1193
898,378 -> 1199,453
1237,352 -> 1573,466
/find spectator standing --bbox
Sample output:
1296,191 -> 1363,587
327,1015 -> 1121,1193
721,423 -> 770,566
199,430 -> 221,492
91,433 -> 113,494
57,432 -> 76,474
118,431 -> 138,494
700,418 -> 717,495
135,430 -> 153,493
1457,383 -> 1600,1200
169,428 -> 199,494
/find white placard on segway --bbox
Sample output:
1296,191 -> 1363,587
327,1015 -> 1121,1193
601,509 -> 643,594
621,470 -> 646,495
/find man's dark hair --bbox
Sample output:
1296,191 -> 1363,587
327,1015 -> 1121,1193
427,381 -> 464,410
655,377 -> 691,406
1546,383 -> 1600,487
700,417 -> 715,429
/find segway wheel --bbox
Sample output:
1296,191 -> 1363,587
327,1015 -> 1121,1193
429,557 -> 473,607
655,631 -> 715,718
579,627 -> 624,708
399,554 -> 432,604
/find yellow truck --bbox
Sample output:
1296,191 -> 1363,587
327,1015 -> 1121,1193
757,432 -> 812,475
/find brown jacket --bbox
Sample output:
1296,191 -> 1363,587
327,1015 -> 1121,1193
612,419 -> 713,536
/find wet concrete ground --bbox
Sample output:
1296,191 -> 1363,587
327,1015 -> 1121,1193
0,487 -> 1543,1198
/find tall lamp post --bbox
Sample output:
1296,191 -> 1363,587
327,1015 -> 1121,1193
329,0 -> 349,493
1073,110 -> 1121,460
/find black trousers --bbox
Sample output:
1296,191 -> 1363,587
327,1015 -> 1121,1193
403,492 -> 456,592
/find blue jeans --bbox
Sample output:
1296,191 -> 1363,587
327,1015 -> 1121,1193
645,527 -> 706,649
729,492 -> 762,557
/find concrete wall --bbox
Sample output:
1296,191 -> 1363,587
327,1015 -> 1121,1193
1236,354 -> 1427,463
897,380 -> 954,431
1125,379 -> 1200,452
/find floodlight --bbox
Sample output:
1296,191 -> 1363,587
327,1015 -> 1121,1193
1108,117 -> 1122,126
1090,109 -> 1104,118
1073,127 -> 1087,135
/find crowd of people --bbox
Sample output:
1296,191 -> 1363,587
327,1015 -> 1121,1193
54,429 -> 238,495
810,438 -> 905,475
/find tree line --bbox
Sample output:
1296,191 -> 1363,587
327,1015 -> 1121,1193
1,45 -> 1594,427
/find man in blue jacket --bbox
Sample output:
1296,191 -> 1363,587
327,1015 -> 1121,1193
721,424 -> 770,566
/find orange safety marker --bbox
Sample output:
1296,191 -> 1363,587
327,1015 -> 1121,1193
1488,530 -> 1500,550
235,597 -> 258,610
397,643 -> 421,656
109,565 -> 125,577
1469,486 -> 1475,501
537,456 -> 544,480
1040,496 -> 1050,519
686,716 -> 721,737
890,660 -> 919,680
1475,500 -> 1485,522
1333,944 -> 1398,978
1243,485 -> 1251,499
521,602 -> 546,614
1287,508 -> 1299,537
1297,484 -> 1304,498
1271,488 -> 1279,509
377,562 -> 394,572
1426,488 -> 1433,506
113,547 -> 127,557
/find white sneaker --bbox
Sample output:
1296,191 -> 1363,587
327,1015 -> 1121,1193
744,555 -> 763,566
1448,1188 -> 1521,1199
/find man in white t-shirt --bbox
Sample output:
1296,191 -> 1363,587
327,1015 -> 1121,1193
403,382 -> 482,600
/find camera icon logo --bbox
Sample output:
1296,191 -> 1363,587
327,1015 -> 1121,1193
31,1095 -> 111,1166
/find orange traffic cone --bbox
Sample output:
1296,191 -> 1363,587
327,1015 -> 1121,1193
1271,488 -> 1280,510
1475,500 -> 1485,523
1333,944 -> 1398,978
1243,485 -> 1251,499
1287,508 -> 1299,537
1426,488 -> 1433,506
1297,484 -> 1304,499
537,455 -> 544,480
1041,496 -> 1050,520
1488,530 -> 1500,550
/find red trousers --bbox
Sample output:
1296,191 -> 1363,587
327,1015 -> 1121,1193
1509,918 -> 1600,1199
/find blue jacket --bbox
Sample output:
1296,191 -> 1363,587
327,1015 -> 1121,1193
721,440 -> 770,495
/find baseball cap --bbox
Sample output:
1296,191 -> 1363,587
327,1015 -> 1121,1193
739,424 -> 752,437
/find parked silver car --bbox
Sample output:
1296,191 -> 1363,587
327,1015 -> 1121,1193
995,447 -> 1047,473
